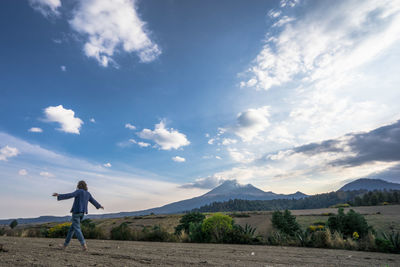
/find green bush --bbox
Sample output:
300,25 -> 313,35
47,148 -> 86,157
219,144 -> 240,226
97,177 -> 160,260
142,225 -> 177,242
376,238 -> 395,253
81,219 -> 104,239
110,222 -> 133,240
271,209 -> 300,236
0,228 -> 5,236
188,222 -> 205,243
9,220 -> 18,229
327,208 -> 372,238
376,232 -> 400,253
175,212 -> 205,235
201,213 -> 233,243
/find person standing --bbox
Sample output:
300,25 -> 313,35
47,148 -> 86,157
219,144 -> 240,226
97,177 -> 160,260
52,180 -> 104,251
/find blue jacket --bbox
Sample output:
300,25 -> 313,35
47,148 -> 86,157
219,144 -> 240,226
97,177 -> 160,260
57,189 -> 101,214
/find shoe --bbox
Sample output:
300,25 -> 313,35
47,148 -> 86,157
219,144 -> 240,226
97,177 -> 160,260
58,244 -> 67,250
82,243 -> 88,251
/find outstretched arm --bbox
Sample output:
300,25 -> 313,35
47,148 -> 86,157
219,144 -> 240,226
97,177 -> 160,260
52,191 -> 78,201
89,194 -> 104,210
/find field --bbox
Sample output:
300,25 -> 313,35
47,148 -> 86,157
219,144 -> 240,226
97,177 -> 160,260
7,205 -> 400,239
1,236 -> 400,266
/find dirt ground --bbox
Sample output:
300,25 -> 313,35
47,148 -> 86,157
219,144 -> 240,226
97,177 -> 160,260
1,236 -> 399,266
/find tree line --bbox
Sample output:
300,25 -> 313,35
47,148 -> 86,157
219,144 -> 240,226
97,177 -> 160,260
192,190 -> 400,213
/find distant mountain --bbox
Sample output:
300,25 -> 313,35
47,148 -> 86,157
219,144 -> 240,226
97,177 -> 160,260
0,180 -> 307,225
339,178 -> 400,191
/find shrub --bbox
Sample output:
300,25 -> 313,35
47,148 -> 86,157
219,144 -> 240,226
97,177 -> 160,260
48,222 -> 71,238
330,230 -> 345,249
358,231 -> 376,251
9,220 -> 18,229
308,225 -> 324,232
377,232 -> 400,253
327,208 -> 372,238
81,219 -> 105,239
226,224 -> 259,244
110,222 -> 133,240
175,212 -> 205,235
201,213 -> 233,243
271,209 -> 300,236
188,222 -> 205,243
142,225 -> 177,242
344,238 -> 358,250
267,231 -> 289,246
375,238 -> 394,253
0,228 -> 5,236
310,228 -> 331,248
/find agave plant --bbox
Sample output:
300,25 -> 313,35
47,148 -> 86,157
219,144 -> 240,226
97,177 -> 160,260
382,232 -> 400,252
243,224 -> 257,236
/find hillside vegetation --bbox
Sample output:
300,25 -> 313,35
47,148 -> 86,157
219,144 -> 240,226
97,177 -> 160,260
192,190 -> 400,212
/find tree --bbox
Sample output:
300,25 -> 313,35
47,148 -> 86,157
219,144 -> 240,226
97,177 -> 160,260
9,219 -> 18,229
175,212 -> 205,235
201,213 -> 233,243
327,208 -> 372,238
271,209 -> 300,236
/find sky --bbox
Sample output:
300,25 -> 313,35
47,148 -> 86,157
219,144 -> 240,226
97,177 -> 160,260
1,0 -> 400,219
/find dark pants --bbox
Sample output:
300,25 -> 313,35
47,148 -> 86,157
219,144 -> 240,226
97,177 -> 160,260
64,213 -> 85,246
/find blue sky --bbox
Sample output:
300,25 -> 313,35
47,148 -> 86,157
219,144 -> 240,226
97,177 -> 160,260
1,0 -> 400,218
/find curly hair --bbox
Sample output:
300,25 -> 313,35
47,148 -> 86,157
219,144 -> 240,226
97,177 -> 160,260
77,180 -> 88,191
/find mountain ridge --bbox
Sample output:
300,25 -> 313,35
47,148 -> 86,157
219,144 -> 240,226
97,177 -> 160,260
339,178 -> 400,191
0,180 -> 306,225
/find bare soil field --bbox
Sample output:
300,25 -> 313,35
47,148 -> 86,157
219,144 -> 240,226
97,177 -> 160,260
0,236 -> 399,267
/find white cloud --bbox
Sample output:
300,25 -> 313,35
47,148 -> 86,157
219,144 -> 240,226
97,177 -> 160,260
39,171 -> 55,178
227,148 -> 255,163
69,0 -> 161,67
44,105 -> 83,134
280,0 -> 299,8
172,156 -> 185,162
0,146 -> 19,161
221,138 -> 237,146
138,120 -> 190,150
90,118 -> 96,123
207,138 -> 215,145
18,169 -> 28,176
242,1 -> 400,91
28,127 -> 43,133
103,162 -> 112,168
272,16 -> 295,27
268,10 -> 281,18
238,0 -> 400,147
125,123 -> 136,130
233,106 -> 270,142
137,141 -> 150,148
215,156 -> 222,160
180,176 -> 226,189
60,65 -> 66,71
29,0 -> 61,17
